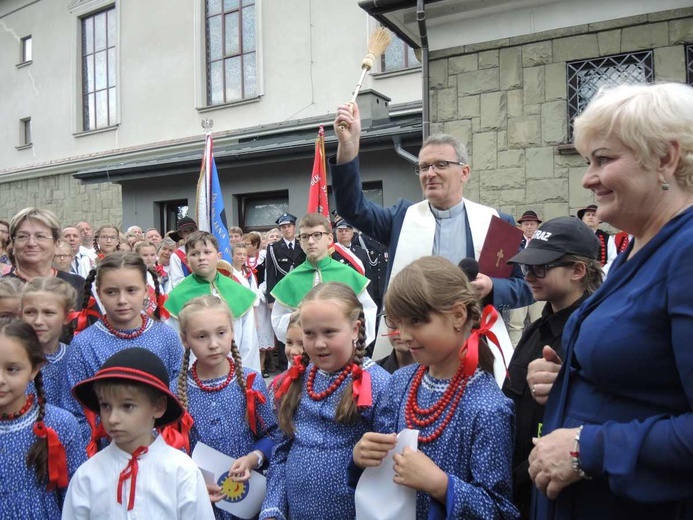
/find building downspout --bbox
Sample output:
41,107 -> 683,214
392,135 -> 418,165
417,0 -> 430,140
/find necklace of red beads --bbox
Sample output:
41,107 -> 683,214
13,268 -> 57,283
0,394 -> 35,421
306,364 -> 353,401
404,364 -> 470,444
191,358 -> 235,392
102,314 -> 149,339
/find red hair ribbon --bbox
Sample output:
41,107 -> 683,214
351,364 -> 372,408
67,297 -> 101,334
459,305 -> 504,378
32,421 -> 69,490
84,408 -> 108,458
156,293 -> 170,320
154,264 -> 167,279
245,372 -> 267,435
159,411 -> 194,454
274,355 -> 306,401
117,445 -> 149,511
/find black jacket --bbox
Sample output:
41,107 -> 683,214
502,295 -> 587,520
265,239 -> 305,304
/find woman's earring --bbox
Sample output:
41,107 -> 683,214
661,181 -> 670,191
454,325 -> 461,332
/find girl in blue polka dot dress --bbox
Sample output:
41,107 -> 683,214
174,295 -> 278,520
352,256 -> 519,520
260,282 -> 391,520
65,252 -> 183,447
21,277 -> 76,409
0,320 -> 85,519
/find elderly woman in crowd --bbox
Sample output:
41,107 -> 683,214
5,208 -> 84,305
527,83 -> 693,519
155,237 -> 177,294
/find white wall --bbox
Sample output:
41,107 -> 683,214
0,0 -> 422,172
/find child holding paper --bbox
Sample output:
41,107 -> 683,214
260,282 -> 390,520
63,347 -> 214,519
173,295 -> 277,519
352,256 -> 518,519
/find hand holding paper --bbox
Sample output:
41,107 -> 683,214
393,447 -> 449,502
228,454 -> 257,482
353,432 -> 397,468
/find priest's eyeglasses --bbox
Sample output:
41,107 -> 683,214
298,231 -> 329,243
414,161 -> 465,174
520,262 -> 574,279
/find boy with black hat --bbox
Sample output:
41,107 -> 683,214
169,216 -> 199,289
63,348 -> 215,519
577,204 -> 616,267
501,217 -> 602,519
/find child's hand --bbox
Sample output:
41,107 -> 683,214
393,447 -> 448,502
353,432 -> 397,468
228,453 -> 258,482
206,483 -> 225,503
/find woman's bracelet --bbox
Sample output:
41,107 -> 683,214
569,425 -> 593,480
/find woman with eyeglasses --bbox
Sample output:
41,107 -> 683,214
5,207 -> 85,309
527,83 -> 693,520
501,217 -> 602,519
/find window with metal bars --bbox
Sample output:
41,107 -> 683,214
686,44 -> 693,87
81,7 -> 116,131
566,51 -> 654,139
206,0 -> 257,106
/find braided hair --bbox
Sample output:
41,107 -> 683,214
81,252 -> 162,320
277,282 -> 366,436
0,321 -> 50,483
177,296 -> 250,421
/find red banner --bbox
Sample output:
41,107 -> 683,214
307,126 -> 329,217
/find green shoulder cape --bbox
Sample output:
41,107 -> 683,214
165,273 -> 257,319
270,256 -> 369,310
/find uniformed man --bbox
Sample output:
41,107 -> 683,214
265,212 -> 305,368
333,217 -> 375,300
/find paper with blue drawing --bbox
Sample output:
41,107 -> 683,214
192,441 -> 266,519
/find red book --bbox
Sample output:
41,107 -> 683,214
478,216 -> 524,278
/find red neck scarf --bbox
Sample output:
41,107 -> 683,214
118,446 -> 149,511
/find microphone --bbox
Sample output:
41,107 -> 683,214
458,258 -> 479,282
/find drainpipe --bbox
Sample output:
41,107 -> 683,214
392,135 -> 418,165
417,0 -> 430,140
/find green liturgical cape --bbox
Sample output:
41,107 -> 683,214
270,256 -> 369,309
164,272 -> 257,319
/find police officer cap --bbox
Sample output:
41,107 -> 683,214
335,218 -> 353,229
275,213 -> 297,225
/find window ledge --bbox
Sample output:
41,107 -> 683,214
73,125 -> 119,138
15,143 -> 33,150
556,143 -> 578,155
16,60 -> 32,69
372,67 -> 421,80
198,95 -> 261,113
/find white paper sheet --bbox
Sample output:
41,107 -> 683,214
355,429 -> 419,520
192,442 -> 266,519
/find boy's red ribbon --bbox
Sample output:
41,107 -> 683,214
33,421 -> 69,490
117,446 -> 148,511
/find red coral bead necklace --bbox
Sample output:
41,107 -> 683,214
191,358 -> 235,392
404,364 -> 470,444
102,314 -> 149,339
306,364 -> 353,401
0,393 -> 35,421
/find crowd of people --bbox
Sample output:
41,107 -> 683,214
0,82 -> 692,519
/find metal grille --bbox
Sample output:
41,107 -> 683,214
687,44 -> 693,87
567,51 -> 654,139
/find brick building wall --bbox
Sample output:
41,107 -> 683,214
428,8 -> 693,221
0,175 -> 122,229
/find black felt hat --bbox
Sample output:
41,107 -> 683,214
508,216 -> 600,265
170,216 -> 198,242
517,210 -> 542,223
71,348 -> 183,427
576,204 -> 598,221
